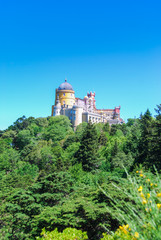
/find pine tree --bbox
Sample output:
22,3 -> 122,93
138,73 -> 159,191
76,121 -> 99,171
137,109 -> 153,165
150,104 -> 161,170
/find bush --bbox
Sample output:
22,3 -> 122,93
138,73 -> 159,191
36,227 -> 88,240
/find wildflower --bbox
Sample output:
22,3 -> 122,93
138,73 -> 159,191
155,184 -> 157,187
157,193 -> 161,197
150,183 -> 153,187
142,199 -> 147,204
136,171 -> 139,173
119,225 -> 128,234
138,186 -> 143,192
157,203 -> 161,209
140,174 -> 144,177
146,179 -> 150,182
147,193 -> 150,198
150,200 -> 152,203
140,192 -> 144,198
134,232 -> 139,238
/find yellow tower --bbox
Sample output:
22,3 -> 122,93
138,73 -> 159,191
52,79 -> 75,116
55,79 -> 75,107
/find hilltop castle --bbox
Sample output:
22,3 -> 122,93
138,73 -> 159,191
51,80 -> 124,128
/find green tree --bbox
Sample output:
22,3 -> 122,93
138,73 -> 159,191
14,129 -> 32,150
149,104 -> 161,170
76,121 -> 99,171
98,131 -> 108,146
44,116 -> 73,142
137,109 -> 153,166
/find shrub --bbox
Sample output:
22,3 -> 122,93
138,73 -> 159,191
36,227 -> 88,240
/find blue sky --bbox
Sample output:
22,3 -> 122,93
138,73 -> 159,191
0,0 -> 161,130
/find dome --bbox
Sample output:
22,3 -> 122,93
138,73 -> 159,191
58,79 -> 73,91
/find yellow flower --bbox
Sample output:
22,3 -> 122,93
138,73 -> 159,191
157,193 -> 161,197
136,171 -> 139,173
134,232 -> 139,238
142,199 -> 147,204
147,193 -> 150,198
146,179 -> 150,182
138,186 -> 143,192
155,184 -> 157,187
125,224 -> 129,229
150,200 -> 152,203
140,174 -> 143,177
145,208 -> 148,212
140,192 -> 144,198
150,183 -> 153,187
157,203 -> 161,209
119,225 -> 128,234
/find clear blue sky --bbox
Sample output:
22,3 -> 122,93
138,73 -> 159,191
0,0 -> 161,130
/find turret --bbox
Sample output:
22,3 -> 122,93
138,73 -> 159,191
55,79 -> 75,108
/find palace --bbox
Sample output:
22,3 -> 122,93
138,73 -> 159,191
51,80 -> 124,128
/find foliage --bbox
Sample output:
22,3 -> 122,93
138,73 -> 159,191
36,227 -> 88,240
0,106 -> 161,239
101,168 -> 161,240
76,121 -> 99,171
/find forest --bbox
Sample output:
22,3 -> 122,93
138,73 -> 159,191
0,104 -> 161,240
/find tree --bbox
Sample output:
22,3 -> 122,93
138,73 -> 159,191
14,130 -> 32,150
98,131 -> 108,146
137,109 -> 153,166
76,121 -> 99,171
149,104 -> 161,170
44,116 -> 73,142
103,122 -> 110,133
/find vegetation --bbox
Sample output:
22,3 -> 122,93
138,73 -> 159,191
0,104 -> 161,239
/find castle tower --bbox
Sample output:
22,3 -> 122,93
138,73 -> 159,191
55,79 -> 75,108
52,95 -> 61,116
52,79 -> 75,116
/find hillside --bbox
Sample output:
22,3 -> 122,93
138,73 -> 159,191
0,104 -> 161,240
